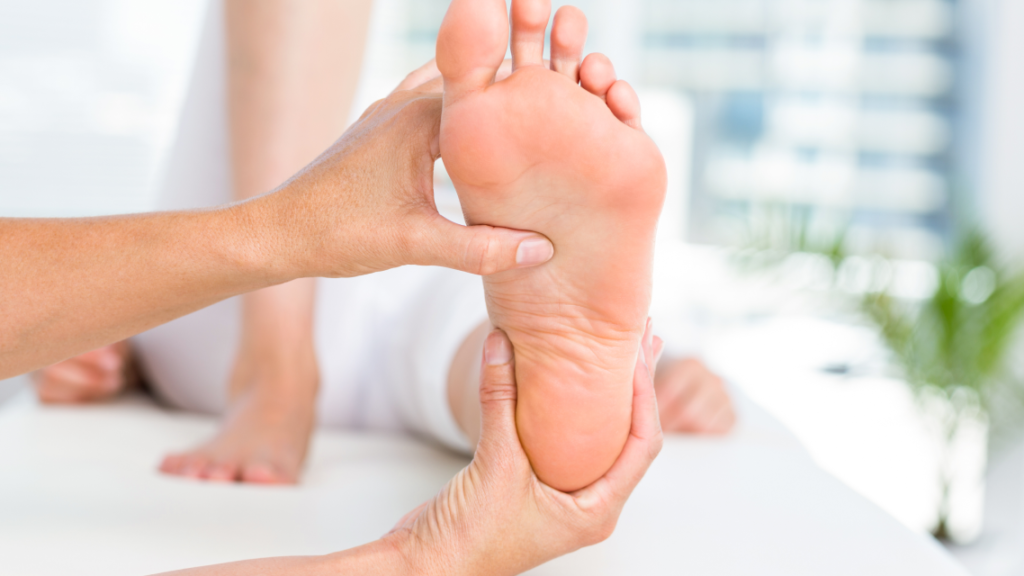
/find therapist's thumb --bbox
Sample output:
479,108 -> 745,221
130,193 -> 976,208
417,218 -> 554,276
477,329 -> 521,451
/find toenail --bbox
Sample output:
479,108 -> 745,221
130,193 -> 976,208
516,237 -> 555,266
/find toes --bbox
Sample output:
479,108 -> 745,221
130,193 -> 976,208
161,453 -> 241,482
242,462 -> 295,485
606,80 -> 643,129
180,455 -> 209,478
437,0 -> 509,103
159,454 -> 184,475
579,53 -> 617,99
35,361 -> 122,404
511,0 -> 551,71
550,6 -> 587,82
203,461 -> 239,482
86,344 -> 125,369
170,454 -> 209,478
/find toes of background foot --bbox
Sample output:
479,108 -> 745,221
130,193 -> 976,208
580,53 -> 616,99
242,462 -> 294,485
606,80 -> 643,129
437,0 -> 509,102
550,6 -> 587,82
511,0 -> 551,70
176,454 -> 210,478
203,461 -> 239,482
159,454 -> 184,475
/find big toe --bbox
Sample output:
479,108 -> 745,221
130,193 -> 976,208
159,453 -> 185,474
436,0 -> 509,103
511,0 -> 552,70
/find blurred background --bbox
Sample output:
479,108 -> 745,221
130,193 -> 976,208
2,0 -> 1023,574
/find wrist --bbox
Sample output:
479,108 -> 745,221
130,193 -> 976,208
378,523 -> 467,576
321,534 -> 422,576
223,194 -> 304,285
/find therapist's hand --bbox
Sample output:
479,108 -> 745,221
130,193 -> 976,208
250,62 -> 553,280
385,323 -> 664,576
151,322 -> 661,576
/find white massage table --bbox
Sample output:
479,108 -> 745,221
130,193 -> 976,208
0,382 -> 967,575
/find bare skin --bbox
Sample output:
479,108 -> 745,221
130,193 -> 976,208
436,0 -> 667,490
34,324 -> 735,448
448,324 -> 736,446
159,327 -> 664,576
32,12 -> 732,480
2,73 -> 554,378
157,0 -> 374,484
655,356 -> 736,434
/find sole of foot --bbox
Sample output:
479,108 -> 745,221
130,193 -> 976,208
437,0 -> 666,491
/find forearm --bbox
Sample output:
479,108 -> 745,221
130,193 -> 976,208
0,202 -> 289,378
157,538 -> 413,576
2,68 -> 553,378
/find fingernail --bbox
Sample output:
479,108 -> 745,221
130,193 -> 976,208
485,331 -> 513,365
515,237 -> 554,267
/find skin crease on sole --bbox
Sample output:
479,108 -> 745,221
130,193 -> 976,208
436,0 -> 667,491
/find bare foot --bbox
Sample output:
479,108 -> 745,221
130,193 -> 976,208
158,350 -> 318,484
437,0 -> 666,490
655,357 -> 736,435
33,341 -> 133,404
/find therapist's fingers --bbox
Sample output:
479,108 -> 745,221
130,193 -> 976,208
399,58 -> 522,93
582,319 -> 663,504
396,59 -> 441,91
476,329 -> 522,454
411,216 -> 554,275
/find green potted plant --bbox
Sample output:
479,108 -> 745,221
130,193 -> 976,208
737,204 -> 1024,541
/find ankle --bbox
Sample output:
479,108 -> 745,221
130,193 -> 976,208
227,347 -> 320,401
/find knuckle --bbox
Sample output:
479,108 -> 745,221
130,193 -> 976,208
479,381 -> 517,405
398,221 -> 430,265
468,228 -> 502,275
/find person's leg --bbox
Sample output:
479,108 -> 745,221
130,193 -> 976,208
156,0 -> 373,483
436,0 -> 666,491
447,321 -> 488,447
